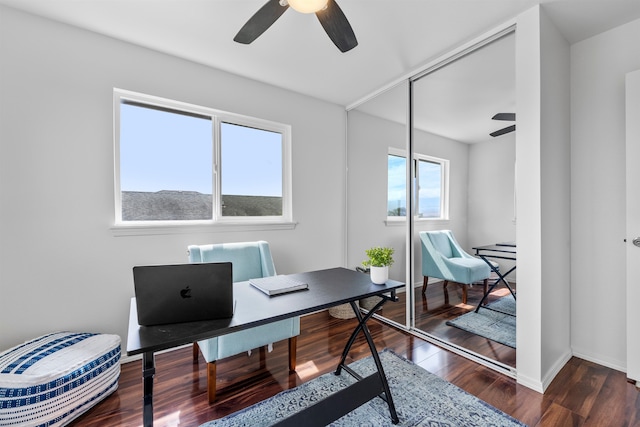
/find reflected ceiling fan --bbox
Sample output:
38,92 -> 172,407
490,112 -> 516,137
234,0 -> 358,53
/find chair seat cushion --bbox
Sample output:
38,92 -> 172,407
445,257 -> 491,284
0,332 -> 121,426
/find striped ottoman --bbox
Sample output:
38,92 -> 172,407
0,332 -> 121,426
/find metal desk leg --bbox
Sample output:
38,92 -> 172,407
335,299 -> 399,424
334,298 -> 382,375
142,352 -> 155,427
475,258 -> 517,313
352,301 -> 399,424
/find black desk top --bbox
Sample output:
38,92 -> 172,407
127,267 -> 404,356
473,243 -> 517,254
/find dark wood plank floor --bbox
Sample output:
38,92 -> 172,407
72,310 -> 639,427
379,279 -> 516,368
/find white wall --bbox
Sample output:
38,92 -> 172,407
515,5 -> 572,392
539,6 -> 572,386
0,7 -> 346,352
570,17 -> 640,371
346,109 -> 408,281
468,136 -> 516,277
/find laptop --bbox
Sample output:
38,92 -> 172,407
133,262 -> 234,326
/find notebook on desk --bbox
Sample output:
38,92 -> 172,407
249,275 -> 308,296
133,262 -> 234,326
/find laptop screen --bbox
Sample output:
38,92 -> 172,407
133,262 -> 233,326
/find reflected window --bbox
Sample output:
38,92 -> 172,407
387,154 -> 407,216
417,157 -> 442,218
388,149 -> 448,219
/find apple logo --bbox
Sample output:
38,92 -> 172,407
180,286 -> 192,299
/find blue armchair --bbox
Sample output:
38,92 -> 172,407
187,241 -> 300,402
419,230 -> 490,304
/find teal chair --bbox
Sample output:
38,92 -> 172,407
187,241 -> 300,402
419,230 -> 490,304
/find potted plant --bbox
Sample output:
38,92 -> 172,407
362,246 -> 395,284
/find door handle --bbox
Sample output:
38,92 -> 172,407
634,237 -> 640,247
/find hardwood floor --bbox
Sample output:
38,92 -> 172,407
379,279 -> 516,368
72,310 -> 639,427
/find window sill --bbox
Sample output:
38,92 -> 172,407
110,221 -> 298,237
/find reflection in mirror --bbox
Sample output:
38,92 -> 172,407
411,31 -> 516,370
346,81 -> 408,327
345,30 -> 517,372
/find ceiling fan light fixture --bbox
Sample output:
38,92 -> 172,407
235,0 -> 357,52
287,0 -> 328,14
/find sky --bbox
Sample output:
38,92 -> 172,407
387,154 -> 441,217
119,103 -> 282,197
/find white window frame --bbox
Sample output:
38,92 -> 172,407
112,89 -> 294,234
387,147 -> 449,221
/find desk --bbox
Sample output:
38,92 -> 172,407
472,243 -> 516,313
127,267 -> 404,427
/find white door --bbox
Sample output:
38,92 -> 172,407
626,69 -> 640,383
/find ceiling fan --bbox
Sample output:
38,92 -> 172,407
234,0 -> 358,53
490,113 -> 516,137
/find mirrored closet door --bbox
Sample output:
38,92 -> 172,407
346,29 -> 517,372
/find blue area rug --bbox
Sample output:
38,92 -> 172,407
446,297 -> 516,348
200,350 -> 525,427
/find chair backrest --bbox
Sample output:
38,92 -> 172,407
419,230 -> 470,280
187,241 -> 276,282
428,231 -> 454,258
420,231 -> 448,279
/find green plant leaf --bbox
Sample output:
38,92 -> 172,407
362,246 -> 395,267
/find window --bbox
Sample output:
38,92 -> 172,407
387,149 -> 448,219
416,157 -> 444,218
387,154 -> 407,216
114,89 -> 292,226
220,122 -> 284,217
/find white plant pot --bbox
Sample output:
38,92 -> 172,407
370,266 -> 389,285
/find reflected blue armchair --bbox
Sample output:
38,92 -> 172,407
419,230 -> 490,304
187,241 -> 300,402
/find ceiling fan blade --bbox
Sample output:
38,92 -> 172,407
315,0 -> 358,52
234,0 -> 289,44
490,124 -> 516,137
492,113 -> 516,121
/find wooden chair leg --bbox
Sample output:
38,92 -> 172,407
422,276 -> 429,294
288,336 -> 297,372
443,280 -> 449,304
207,361 -> 217,403
259,346 -> 267,370
461,284 -> 468,304
192,342 -> 199,363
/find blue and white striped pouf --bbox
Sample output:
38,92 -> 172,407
0,332 -> 121,426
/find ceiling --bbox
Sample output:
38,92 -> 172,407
355,32 -> 515,143
1,0 -> 640,142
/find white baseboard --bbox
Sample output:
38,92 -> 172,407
541,349 -> 573,391
571,347 -> 626,373
515,373 -> 544,393
516,348 -> 573,393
